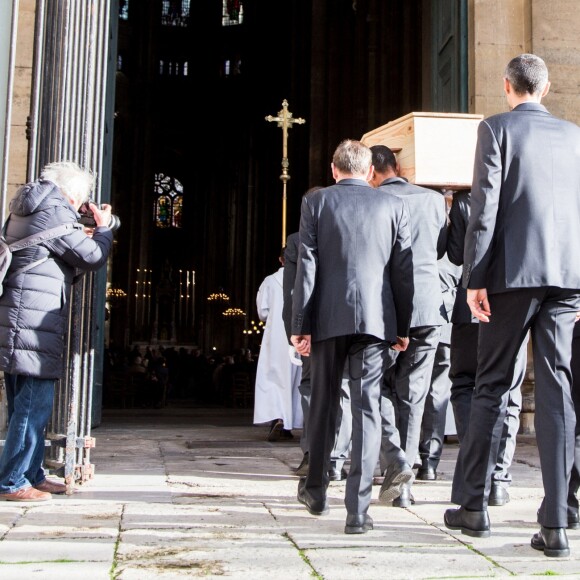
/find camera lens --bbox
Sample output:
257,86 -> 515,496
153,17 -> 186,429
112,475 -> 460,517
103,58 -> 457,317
108,214 -> 121,232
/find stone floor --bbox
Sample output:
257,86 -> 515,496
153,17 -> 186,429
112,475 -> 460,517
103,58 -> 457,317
0,405 -> 579,579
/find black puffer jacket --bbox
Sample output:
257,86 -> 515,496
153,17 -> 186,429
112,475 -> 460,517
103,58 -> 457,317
0,179 -> 113,378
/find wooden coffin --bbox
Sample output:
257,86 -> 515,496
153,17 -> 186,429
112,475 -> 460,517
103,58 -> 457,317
361,112 -> 484,189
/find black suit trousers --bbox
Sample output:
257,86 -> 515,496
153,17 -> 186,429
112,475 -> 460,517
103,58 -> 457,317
451,288 -> 580,528
306,334 -> 396,515
568,335 -> 580,506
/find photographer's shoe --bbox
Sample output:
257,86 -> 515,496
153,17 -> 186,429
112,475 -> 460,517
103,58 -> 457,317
35,478 -> 67,495
0,487 -> 51,502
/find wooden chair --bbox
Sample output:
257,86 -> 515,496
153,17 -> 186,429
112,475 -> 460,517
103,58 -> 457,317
231,371 -> 253,408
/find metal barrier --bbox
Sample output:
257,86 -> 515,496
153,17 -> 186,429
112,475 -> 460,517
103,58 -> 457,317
0,0 -> 115,489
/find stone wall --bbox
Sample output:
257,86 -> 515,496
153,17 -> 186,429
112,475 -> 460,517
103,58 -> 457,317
7,0 -> 35,197
532,0 -> 580,124
469,0 -> 580,124
468,0 -> 532,117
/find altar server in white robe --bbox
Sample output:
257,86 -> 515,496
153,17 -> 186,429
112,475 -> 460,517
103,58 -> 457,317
253,249 -> 303,440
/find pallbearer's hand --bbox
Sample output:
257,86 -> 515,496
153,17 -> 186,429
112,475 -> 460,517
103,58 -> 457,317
291,334 -> 311,356
467,288 -> 491,322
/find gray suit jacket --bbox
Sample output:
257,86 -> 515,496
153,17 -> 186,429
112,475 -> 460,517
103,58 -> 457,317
377,177 -> 448,327
464,102 -> 580,292
291,178 -> 413,343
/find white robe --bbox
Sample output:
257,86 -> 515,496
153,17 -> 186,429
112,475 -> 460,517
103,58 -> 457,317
253,267 -> 303,429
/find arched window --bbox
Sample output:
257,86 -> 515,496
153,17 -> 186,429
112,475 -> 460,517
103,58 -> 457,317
222,0 -> 244,26
154,173 -> 184,229
161,0 -> 190,27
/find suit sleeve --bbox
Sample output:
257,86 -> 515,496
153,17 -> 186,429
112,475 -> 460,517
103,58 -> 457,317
436,195 -> 448,260
282,234 -> 298,341
291,197 -> 317,336
463,120 -> 502,288
390,202 -> 414,337
447,191 -> 468,266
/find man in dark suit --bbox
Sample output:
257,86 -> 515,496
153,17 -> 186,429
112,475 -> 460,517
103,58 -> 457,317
444,54 -> 580,559
447,189 -> 528,507
369,145 -> 448,507
283,215 -> 352,481
291,139 -> 414,534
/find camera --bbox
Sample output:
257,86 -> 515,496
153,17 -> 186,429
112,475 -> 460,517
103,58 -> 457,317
78,198 -> 121,232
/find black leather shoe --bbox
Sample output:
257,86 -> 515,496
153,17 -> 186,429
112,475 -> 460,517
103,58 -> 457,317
444,507 -> 491,538
416,466 -> 437,481
328,466 -> 348,481
344,513 -> 373,534
568,506 -> 580,530
297,478 -> 329,516
392,482 -> 415,508
379,458 -> 414,504
295,453 -> 309,476
488,482 -> 510,507
531,526 -> 570,557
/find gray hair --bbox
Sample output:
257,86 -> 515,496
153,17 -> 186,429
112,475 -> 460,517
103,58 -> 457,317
504,54 -> 549,96
332,139 -> 372,175
40,161 -> 96,206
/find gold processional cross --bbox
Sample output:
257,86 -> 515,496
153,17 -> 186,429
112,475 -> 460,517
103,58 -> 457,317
265,99 -> 306,247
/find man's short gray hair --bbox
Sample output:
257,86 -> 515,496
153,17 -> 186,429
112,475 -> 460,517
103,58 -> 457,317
40,161 -> 95,207
504,53 -> 549,96
332,139 -> 372,175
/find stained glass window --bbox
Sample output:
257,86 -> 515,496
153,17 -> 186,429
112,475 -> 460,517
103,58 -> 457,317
119,0 -> 129,20
154,173 -> 184,229
222,0 -> 244,26
161,0 -> 190,27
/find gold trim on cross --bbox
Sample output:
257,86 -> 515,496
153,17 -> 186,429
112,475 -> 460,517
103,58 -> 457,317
265,100 -> 306,246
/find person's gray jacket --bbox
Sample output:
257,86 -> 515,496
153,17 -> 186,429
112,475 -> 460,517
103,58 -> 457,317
291,178 -> 413,343
464,102 -> 580,292
438,254 -> 462,342
0,179 -> 113,378
377,177 -> 448,327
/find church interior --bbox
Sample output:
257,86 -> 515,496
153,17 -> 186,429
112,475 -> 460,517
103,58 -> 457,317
103,0 -> 465,405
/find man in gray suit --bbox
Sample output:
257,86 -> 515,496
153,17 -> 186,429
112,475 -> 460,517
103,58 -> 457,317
444,54 -> 580,558
417,252 -> 461,482
291,139 -> 414,534
369,145 -> 448,507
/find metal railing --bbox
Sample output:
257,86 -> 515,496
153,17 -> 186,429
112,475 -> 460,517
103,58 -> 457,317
0,0 -> 116,488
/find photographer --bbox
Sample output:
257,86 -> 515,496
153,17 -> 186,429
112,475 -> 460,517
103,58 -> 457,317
0,161 -> 113,501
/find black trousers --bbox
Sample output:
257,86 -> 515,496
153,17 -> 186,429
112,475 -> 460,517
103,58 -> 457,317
449,322 -> 526,484
299,355 -> 352,468
568,335 -> 580,508
451,288 -> 580,528
306,334 -> 397,515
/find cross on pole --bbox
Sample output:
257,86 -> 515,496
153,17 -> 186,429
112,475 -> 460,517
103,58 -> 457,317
265,99 -> 305,247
